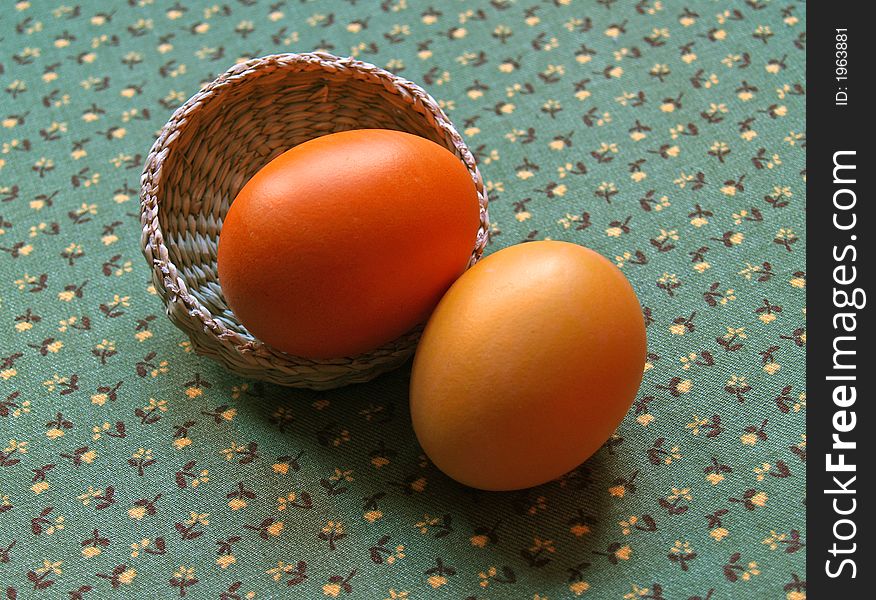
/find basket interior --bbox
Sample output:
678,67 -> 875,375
156,68 -> 454,336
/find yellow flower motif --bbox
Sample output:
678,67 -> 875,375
190,469 -> 209,487
740,561 -> 761,581
776,228 -> 797,242
663,445 -> 682,464
35,559 -> 63,576
228,497 -> 247,511
528,538 -> 556,553
277,492 -> 299,511
117,567 -> 136,585
217,554 -> 236,569
608,485 -> 626,498
706,472 -> 725,485
220,442 -> 243,461
624,584 -> 651,599
322,521 -> 343,535
364,510 -> 383,523
657,272 -> 679,286
173,566 -> 195,580
371,455 -> 390,468
470,534 -> 489,547
130,538 -> 153,558
762,530 -> 785,550
91,421 -> 111,442
670,540 -> 693,555
147,398 -> 168,413
751,492 -> 768,507
668,488 -> 692,502
3,439 -> 27,454
94,339 -> 115,352
724,327 -> 747,340
740,432 -> 758,446
266,563 -> 286,582
605,24 -> 623,39
793,393 -> 806,412
415,515 -> 440,534
636,413 -> 655,426
478,566 -> 497,587
570,580 -> 590,595
184,512 -> 209,527
330,468 -> 354,482
131,448 -> 153,461
667,322 -> 686,335
656,229 -> 679,243
784,131 -> 805,146
619,516 -> 639,535
525,495 -> 548,515
385,545 -> 405,565
173,437 -> 192,450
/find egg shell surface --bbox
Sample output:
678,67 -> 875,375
217,129 -> 481,359
409,240 -> 647,491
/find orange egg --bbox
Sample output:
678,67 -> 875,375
217,129 -> 481,359
410,241 -> 647,491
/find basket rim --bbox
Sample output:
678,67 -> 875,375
139,51 -> 490,369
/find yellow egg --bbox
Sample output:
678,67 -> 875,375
410,241 -> 647,491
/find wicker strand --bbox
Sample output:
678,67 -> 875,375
140,52 -> 489,389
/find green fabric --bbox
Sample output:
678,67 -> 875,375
1,1 -> 805,598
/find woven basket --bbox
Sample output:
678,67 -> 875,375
140,52 -> 489,390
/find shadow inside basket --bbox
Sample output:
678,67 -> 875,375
156,70 -> 453,338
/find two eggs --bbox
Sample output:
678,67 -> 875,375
217,129 -> 646,491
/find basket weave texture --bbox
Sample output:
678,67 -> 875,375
140,52 -> 489,389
